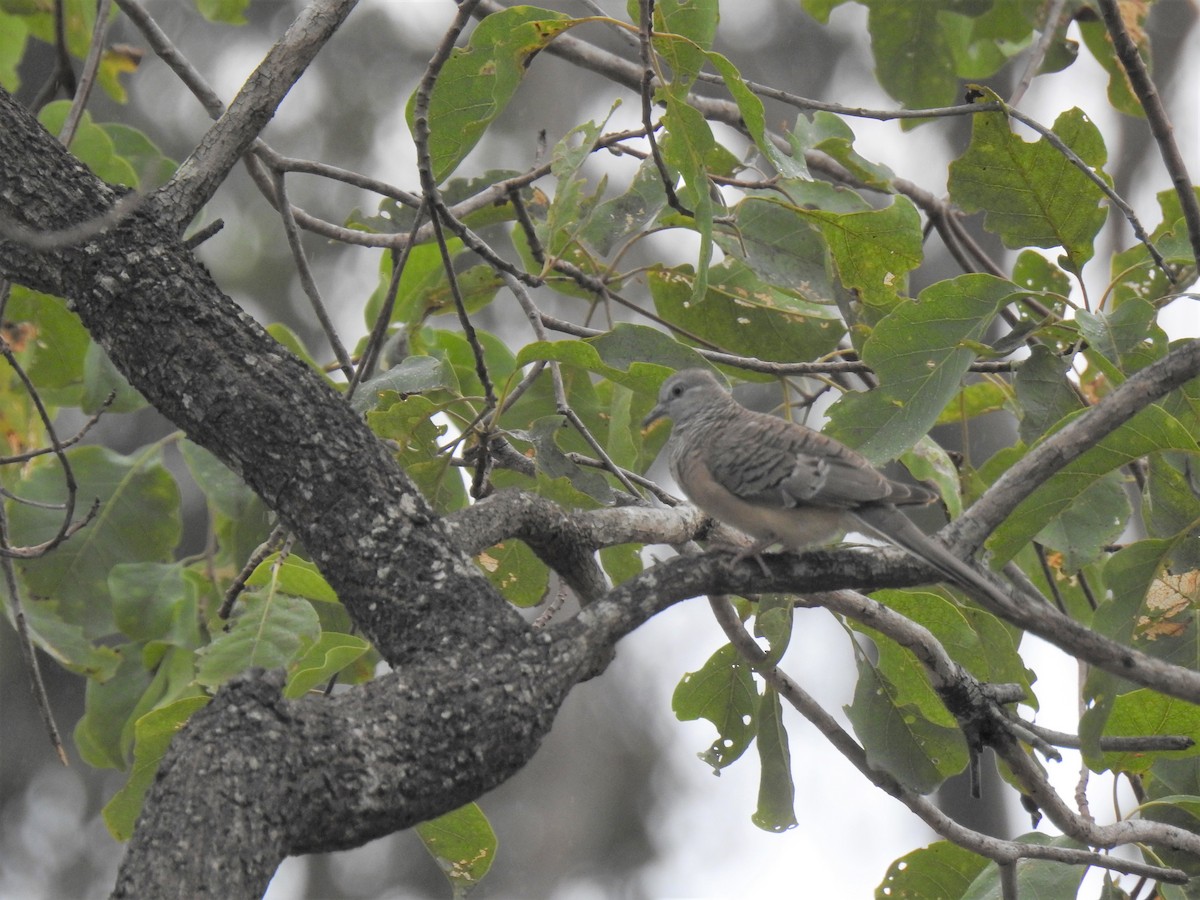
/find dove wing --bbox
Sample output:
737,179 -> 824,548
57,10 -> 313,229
703,410 -> 902,510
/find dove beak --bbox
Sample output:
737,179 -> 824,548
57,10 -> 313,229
642,401 -> 668,429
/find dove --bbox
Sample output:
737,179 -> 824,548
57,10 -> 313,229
643,368 -> 1017,605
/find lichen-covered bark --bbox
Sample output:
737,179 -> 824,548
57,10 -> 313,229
0,86 -> 598,898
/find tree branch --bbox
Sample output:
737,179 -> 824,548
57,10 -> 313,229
947,338 -> 1200,555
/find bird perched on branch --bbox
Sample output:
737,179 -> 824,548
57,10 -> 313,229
642,368 -> 1017,606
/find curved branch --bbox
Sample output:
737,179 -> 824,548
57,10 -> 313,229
578,542 -> 1200,705
947,338 -> 1200,554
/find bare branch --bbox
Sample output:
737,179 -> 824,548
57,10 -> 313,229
1096,0 -> 1200,271
949,338 -> 1200,554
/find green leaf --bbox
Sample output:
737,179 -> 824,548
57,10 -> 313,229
801,0 -> 846,24
540,112 -> 613,267
598,543 -> 644,585
83,340 -> 146,413
1077,13 -> 1146,118
649,261 -> 844,364
284,632 -> 371,700
1146,454 -> 1200,550
415,803 -> 497,899
579,158 -> 669,255
9,445 -> 182,637
102,696 -> 211,840
672,643 -> 758,772
948,102 -> 1109,275
73,653 -> 152,769
364,239 -> 470,328
753,595 -> 793,665
348,170 -> 525,235
865,0 -> 959,111
584,324 -> 711,383
941,5 -> 1029,81
247,554 -> 339,605
903,437 -> 964,519
38,102 -> 139,186
1091,539 -> 1177,651
367,393 -> 469,514
869,589 -> 1031,694
826,274 -> 1020,462
720,189 -> 836,304
475,539 -> 549,608
658,95 -> 717,302
179,440 -> 255,520
876,841 -> 990,899
961,834 -> 1087,899
0,594 -> 121,680
1012,247 -> 1071,297
110,562 -> 200,648
1034,471 -> 1130,572
515,329 -> 689,394
792,112 -> 894,189
102,123 -> 177,188
934,382 -> 1010,428
195,0 -> 249,25
845,634 -> 969,794
600,380 -> 639,470
266,322 -> 326,377
708,50 -> 807,179
3,286 -> 90,400
13,0 -> 99,59
1075,299 -> 1158,371
0,11 -> 28,91
988,405 -> 1200,564
519,415 -> 614,504
1089,690 -> 1200,775
1014,344 -> 1083,444
351,356 -> 456,413
407,6 -> 577,182
195,592 -> 320,687
752,687 -> 797,832
423,327 -> 517,408
647,0 -> 719,72
806,195 -> 924,315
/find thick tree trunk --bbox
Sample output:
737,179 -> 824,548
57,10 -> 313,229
0,86 -> 597,898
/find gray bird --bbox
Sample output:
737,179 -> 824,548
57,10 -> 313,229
643,368 -> 1017,604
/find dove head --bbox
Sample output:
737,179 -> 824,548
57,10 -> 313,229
643,368 -> 734,430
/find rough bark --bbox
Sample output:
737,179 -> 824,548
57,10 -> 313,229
0,86 -> 599,897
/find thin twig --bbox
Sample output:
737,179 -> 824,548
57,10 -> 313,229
349,203 -> 427,396
637,0 -> 692,218
271,170 -> 354,381
0,503 -> 68,765
1020,722 -> 1194,753
508,274 -> 643,499
58,0 -> 115,147
29,0 -> 77,112
114,0 -> 225,118
0,394 -> 113,465
218,524 -> 288,619
1002,102 -> 1170,278
0,343 -> 84,558
1095,0 -> 1200,271
1007,0 -> 1070,107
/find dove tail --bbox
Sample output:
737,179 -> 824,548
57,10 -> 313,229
853,506 -> 1021,611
